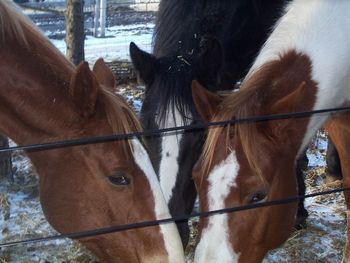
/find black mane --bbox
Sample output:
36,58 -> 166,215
142,54 -> 198,125
153,0 -> 288,86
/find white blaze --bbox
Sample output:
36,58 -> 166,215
132,139 -> 185,263
157,108 -> 189,204
194,152 -> 240,263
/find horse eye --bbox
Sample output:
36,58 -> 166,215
247,191 -> 267,204
107,171 -> 130,186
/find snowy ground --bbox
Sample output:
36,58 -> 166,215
49,23 -> 154,63
264,133 -> 346,262
0,8 -> 348,263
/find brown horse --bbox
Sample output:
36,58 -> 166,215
0,1 -> 184,262
191,0 -> 350,262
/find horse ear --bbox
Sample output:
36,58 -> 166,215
268,81 -> 306,134
196,37 -> 223,87
92,58 -> 116,91
192,80 -> 223,122
129,42 -> 156,85
270,81 -> 306,115
70,61 -> 99,118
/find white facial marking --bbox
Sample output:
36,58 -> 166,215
157,108 -> 190,204
194,152 -> 240,263
132,139 -> 185,263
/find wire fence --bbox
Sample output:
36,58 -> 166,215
0,105 -> 349,153
0,105 -> 350,248
1,187 -> 349,248
0,1 -> 346,261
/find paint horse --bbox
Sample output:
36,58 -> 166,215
0,1 -> 184,262
130,0 -> 290,247
192,0 -> 350,262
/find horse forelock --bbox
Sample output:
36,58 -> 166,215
200,87 -> 263,183
201,54 -> 297,183
145,56 -> 196,126
155,88 -> 194,129
100,86 -> 143,159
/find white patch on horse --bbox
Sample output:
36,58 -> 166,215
194,152 -> 240,263
157,107 -> 190,204
247,0 -> 350,152
132,139 -> 185,263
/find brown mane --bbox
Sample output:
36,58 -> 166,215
201,76 -> 266,178
0,0 -> 142,157
100,87 -> 143,157
201,51 -> 305,178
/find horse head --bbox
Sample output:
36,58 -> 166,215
0,2 -> 184,260
191,56 -> 315,262
129,38 -> 223,247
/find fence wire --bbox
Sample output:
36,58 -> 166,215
1,105 -> 350,248
0,105 -> 349,153
0,187 -> 349,248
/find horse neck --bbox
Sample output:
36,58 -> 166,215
153,0 -> 190,57
0,44 -> 77,146
154,0 -> 224,57
244,0 -> 350,151
153,0 -> 288,88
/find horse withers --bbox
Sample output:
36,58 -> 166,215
0,1 -> 184,262
130,0 -> 291,247
192,0 -> 350,262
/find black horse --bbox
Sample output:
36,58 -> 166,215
130,0 -> 340,247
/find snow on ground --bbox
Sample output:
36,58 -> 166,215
0,150 -> 96,263
264,133 -> 346,263
0,9 -> 348,263
49,23 -> 154,63
307,135 -> 328,168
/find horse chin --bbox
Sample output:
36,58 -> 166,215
237,249 -> 267,263
81,235 -> 171,263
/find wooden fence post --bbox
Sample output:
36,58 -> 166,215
65,0 -> 85,65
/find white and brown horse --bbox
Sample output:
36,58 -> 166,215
192,0 -> 350,262
0,1 -> 183,262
